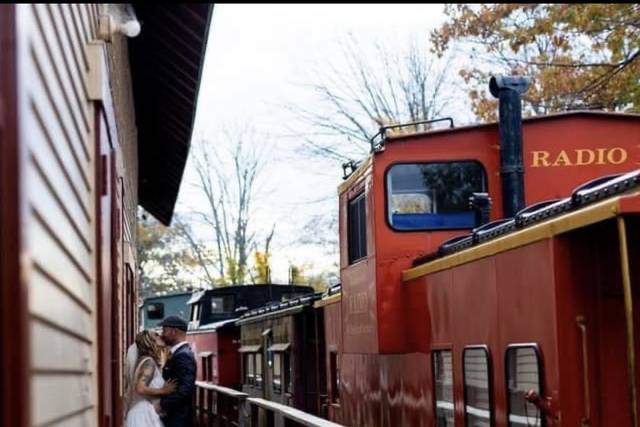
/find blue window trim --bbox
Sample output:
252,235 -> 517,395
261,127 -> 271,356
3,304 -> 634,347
384,160 -> 488,232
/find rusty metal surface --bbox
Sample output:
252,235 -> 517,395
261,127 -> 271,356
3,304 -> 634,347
130,4 -> 213,225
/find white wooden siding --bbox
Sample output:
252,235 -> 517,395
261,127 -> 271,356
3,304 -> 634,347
17,4 -> 99,426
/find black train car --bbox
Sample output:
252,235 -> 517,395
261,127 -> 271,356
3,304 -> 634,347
187,285 -> 315,387
236,293 -> 326,416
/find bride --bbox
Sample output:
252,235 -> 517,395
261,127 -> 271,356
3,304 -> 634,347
125,330 -> 177,427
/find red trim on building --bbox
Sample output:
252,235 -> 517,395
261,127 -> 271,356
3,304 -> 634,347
0,5 -> 29,427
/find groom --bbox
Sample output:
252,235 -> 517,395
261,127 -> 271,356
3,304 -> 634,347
159,315 -> 196,427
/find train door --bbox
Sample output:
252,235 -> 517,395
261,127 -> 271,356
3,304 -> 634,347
0,5 -> 28,426
556,220 -> 640,426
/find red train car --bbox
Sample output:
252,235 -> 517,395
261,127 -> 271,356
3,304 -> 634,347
324,76 -> 640,426
188,77 -> 640,427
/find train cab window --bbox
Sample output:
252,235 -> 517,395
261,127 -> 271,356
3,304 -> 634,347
255,352 -> 263,389
330,351 -> 340,404
348,192 -> 367,264
433,349 -> 455,426
463,347 -> 493,426
386,162 -> 486,230
211,295 -> 234,314
147,303 -> 164,319
273,353 -> 282,393
506,346 -> 543,426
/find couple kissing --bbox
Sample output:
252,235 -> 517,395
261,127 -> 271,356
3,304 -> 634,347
125,316 -> 196,427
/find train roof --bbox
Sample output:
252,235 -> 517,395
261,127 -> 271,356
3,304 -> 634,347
384,110 -> 640,144
236,292 -> 323,325
339,111 -> 640,194
404,168 -> 640,280
187,284 -> 315,305
197,318 -> 238,331
142,291 -> 193,303
314,283 -> 342,308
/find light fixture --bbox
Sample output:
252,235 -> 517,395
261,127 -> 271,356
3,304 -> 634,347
98,4 -> 141,42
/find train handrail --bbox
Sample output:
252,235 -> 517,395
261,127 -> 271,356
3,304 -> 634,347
576,316 -> 591,427
196,381 -> 249,398
369,117 -> 455,152
195,381 -> 249,427
247,397 -> 345,427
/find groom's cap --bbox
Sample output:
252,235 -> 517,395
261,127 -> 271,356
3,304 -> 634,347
159,315 -> 188,331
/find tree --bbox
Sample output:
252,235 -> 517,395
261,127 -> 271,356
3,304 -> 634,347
286,34 -> 454,261
136,210 -> 212,298
432,4 -> 640,121
250,224 -> 275,284
291,33 -> 455,161
287,262 -> 338,293
192,127 -> 274,285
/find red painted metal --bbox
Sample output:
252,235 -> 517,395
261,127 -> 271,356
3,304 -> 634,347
188,329 -> 241,387
95,109 -> 115,426
333,112 -> 640,426
0,6 -> 29,427
321,302 -> 342,423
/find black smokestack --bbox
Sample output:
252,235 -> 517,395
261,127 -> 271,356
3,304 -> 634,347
489,75 -> 531,218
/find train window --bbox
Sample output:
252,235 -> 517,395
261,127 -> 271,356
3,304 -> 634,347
463,346 -> 493,426
386,162 -> 486,231
190,303 -> 201,322
506,346 -> 543,426
202,353 -> 213,382
255,353 -> 263,389
245,354 -> 254,385
284,352 -> 292,394
330,351 -> 340,404
273,352 -> 282,393
147,303 -> 164,319
211,295 -> 234,314
348,191 -> 367,264
433,349 -> 455,426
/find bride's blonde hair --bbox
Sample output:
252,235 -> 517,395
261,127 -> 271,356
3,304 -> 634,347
135,330 -> 162,366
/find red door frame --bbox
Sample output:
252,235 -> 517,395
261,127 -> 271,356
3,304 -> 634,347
96,106 -> 115,426
0,5 -> 29,427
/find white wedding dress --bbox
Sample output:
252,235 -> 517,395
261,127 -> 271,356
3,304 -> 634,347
125,356 -> 165,427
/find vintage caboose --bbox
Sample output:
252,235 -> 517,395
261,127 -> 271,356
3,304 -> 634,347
0,4 -> 211,426
237,292 -> 326,415
187,284 -> 315,388
328,77 -> 640,426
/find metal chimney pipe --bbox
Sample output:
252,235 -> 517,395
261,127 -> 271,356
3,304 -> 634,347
489,75 -> 531,218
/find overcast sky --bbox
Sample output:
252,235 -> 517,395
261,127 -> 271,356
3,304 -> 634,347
174,4 -> 453,283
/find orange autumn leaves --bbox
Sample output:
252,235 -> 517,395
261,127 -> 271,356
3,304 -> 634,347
432,4 -> 640,121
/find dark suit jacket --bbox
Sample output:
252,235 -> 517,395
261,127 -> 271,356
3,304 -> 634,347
161,343 -> 196,427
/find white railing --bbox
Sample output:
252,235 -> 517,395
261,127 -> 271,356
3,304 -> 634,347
195,381 -> 346,427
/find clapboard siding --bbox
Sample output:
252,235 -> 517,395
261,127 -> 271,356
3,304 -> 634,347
18,3 -> 98,426
30,5 -> 92,171
31,320 -> 92,372
31,375 -> 94,426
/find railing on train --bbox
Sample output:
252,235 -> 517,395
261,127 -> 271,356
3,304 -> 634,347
195,381 -> 345,427
195,381 -> 249,427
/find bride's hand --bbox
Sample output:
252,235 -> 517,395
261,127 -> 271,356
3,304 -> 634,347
162,379 -> 177,394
